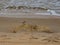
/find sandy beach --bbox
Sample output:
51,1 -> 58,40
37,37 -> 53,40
0,16 -> 60,45
0,0 -> 60,45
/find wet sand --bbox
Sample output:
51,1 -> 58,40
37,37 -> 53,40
0,16 -> 60,45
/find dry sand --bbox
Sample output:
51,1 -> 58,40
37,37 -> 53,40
0,16 -> 60,45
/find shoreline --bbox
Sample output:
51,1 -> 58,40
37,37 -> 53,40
0,14 -> 60,19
